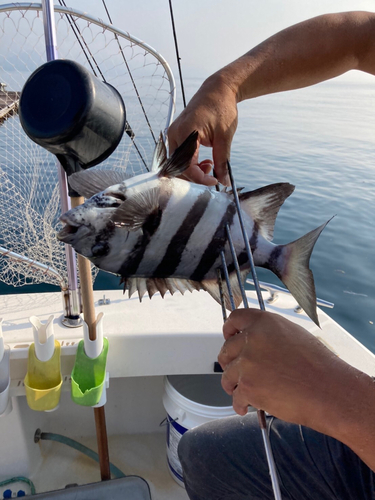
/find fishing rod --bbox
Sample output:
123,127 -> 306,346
168,0 -> 187,108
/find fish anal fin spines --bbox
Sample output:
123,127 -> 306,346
120,276 -> 203,301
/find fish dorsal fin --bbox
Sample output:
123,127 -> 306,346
239,183 -> 295,241
121,277 -> 202,300
159,131 -> 198,178
69,170 -> 128,199
111,186 -> 160,231
151,133 -> 167,172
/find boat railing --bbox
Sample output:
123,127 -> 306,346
246,278 -> 334,310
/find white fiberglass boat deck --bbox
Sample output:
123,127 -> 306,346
1,287 -> 374,499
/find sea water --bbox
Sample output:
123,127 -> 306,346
0,77 -> 374,352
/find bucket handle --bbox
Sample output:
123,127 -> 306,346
159,416 -> 179,427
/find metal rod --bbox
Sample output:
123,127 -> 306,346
219,251 -> 235,311
41,0 -> 80,321
222,161 -> 282,500
227,161 -> 265,310
225,223 -> 248,308
216,269 -> 228,322
0,246 -> 67,290
42,0 -> 58,60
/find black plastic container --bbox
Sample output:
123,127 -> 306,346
19,59 -> 126,175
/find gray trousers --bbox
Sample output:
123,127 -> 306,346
178,412 -> 375,500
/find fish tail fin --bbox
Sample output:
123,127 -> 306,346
272,219 -> 331,326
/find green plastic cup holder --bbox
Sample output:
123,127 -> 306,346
71,337 -> 109,407
24,340 -> 62,412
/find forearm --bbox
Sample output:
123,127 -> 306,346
207,11 -> 375,102
323,364 -> 375,472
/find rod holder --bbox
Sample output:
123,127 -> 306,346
0,319 -> 12,417
24,316 -> 62,411
71,313 -> 109,407
30,315 -> 55,362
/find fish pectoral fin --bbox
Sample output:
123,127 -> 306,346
111,186 -> 161,231
69,170 -> 129,198
151,132 -> 167,172
239,183 -> 295,241
121,277 -> 202,300
159,131 -> 198,178
202,270 -> 248,311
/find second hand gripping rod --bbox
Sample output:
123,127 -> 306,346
218,160 -> 282,500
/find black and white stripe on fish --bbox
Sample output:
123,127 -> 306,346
57,131 -> 331,326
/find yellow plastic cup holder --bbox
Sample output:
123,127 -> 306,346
71,337 -> 109,407
24,340 -> 62,412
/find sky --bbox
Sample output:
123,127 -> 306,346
75,0 -> 375,83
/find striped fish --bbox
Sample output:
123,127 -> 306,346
58,132 -> 329,326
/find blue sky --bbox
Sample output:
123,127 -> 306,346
76,0 -> 375,83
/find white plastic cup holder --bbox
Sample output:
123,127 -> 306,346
29,315 -> 55,362
93,371 -> 110,408
82,312 -> 108,407
83,312 -> 104,359
0,319 -> 12,416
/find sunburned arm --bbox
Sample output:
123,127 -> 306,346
168,11 -> 375,185
218,309 -> 375,472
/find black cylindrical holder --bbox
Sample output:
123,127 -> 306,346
19,60 -> 126,177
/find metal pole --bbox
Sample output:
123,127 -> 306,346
223,161 -> 283,500
41,0 -> 81,324
41,1 -> 111,480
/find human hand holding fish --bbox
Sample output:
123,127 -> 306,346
168,76 -> 238,187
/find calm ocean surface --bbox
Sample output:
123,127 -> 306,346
1,77 -> 374,352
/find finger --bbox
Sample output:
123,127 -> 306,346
218,331 -> 248,369
220,360 -> 239,395
221,360 -> 252,416
180,166 -> 218,186
232,384 -> 252,416
198,159 -> 214,175
223,308 -> 264,340
212,135 -> 232,186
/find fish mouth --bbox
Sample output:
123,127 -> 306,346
57,224 -> 79,241
57,215 -> 89,243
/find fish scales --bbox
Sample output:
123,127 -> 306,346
58,131 -> 330,326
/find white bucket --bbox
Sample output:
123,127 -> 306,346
163,374 -> 236,487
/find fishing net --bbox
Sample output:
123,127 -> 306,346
0,4 -> 175,290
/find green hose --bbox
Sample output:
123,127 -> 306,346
34,429 -> 126,479
0,476 -> 36,495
